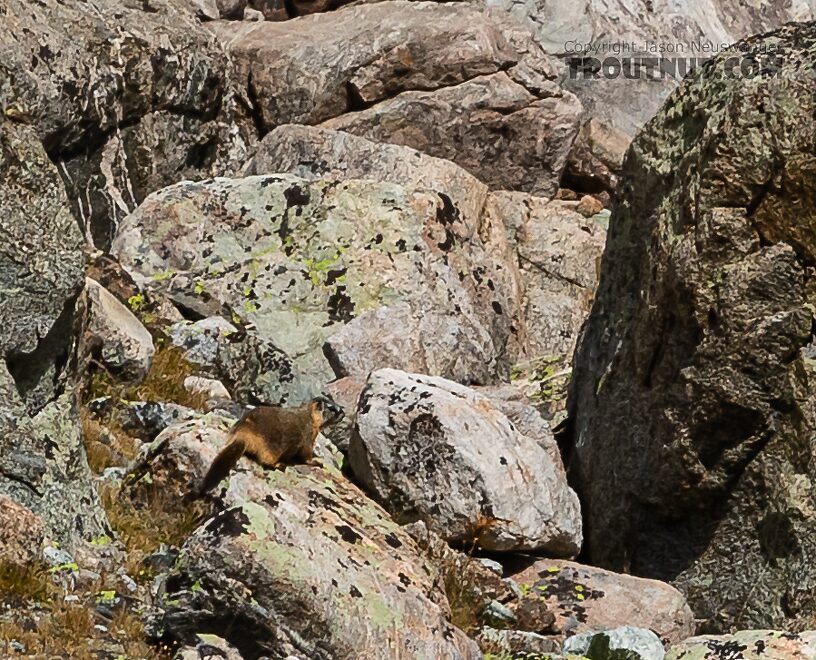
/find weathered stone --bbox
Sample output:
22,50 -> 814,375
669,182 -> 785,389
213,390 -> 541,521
486,0 -> 814,137
0,496 -> 45,568
666,630 -> 816,660
113,174 -> 520,401
477,627 -> 560,656
350,369 -> 582,554
247,0 -> 287,19
510,560 -> 695,645
213,2 -> 580,195
567,22 -> 816,630
142,417 -> 481,659
324,71 -> 581,197
85,278 -> 155,380
564,119 -> 630,196
184,376 -> 231,401
563,626 -> 665,660
216,0 -> 245,18
242,124 -> 489,223
242,6 -> 264,20
0,0 -> 248,248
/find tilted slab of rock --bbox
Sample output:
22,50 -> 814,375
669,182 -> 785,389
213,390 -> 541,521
568,22 -> 816,630
0,0 -> 247,247
142,418 -> 480,659
213,1 -> 580,195
510,560 -> 695,645
242,124 -> 490,223
666,630 -> 816,659
323,70 -> 581,197
85,278 -> 155,380
112,174 -> 520,400
349,369 -> 582,554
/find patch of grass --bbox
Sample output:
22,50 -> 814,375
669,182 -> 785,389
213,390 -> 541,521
88,341 -> 209,411
0,561 -> 53,605
99,481 -> 210,582
80,408 -> 138,475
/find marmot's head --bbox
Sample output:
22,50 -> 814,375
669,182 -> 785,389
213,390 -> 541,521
309,395 -> 345,427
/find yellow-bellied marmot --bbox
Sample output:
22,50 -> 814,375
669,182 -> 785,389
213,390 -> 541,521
197,396 -> 344,495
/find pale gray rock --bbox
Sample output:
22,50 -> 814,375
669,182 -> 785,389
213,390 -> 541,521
85,278 -> 155,380
349,368 -> 582,554
242,6 -> 264,19
142,417 -> 481,659
563,626 -> 665,660
113,175 -> 520,402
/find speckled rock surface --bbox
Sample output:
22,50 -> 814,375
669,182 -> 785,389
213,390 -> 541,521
0,496 -> 45,568
142,417 -> 480,659
563,626 -> 665,660
213,1 -> 581,195
85,278 -> 155,380
510,560 -> 695,645
0,0 -> 248,247
567,22 -> 816,630
350,368 -> 582,554
112,174 -> 520,399
666,630 -> 816,660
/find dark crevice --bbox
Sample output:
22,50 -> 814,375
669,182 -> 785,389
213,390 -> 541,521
0,469 -> 43,498
244,70 -> 268,139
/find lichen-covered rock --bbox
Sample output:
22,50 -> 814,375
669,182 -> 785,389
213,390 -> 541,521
213,1 -> 580,195
350,369 -> 582,554
142,418 -> 480,659
510,561 -> 695,645
666,630 -> 816,659
567,22 -> 816,630
563,626 -> 665,660
0,496 -> 45,568
112,174 -> 520,400
167,316 -> 308,405
85,278 -> 155,380
242,124 -> 490,225
0,0 -> 248,247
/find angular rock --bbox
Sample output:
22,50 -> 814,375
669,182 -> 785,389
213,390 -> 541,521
487,0 -> 814,136
142,417 -> 480,659
183,376 -> 231,401
85,278 -> 155,380
213,2 -> 580,194
0,496 -> 45,568
0,0 -> 248,247
113,174 -> 520,400
350,369 -> 582,554
510,560 -> 695,644
564,119 -> 630,196
477,627 -> 560,656
242,124 -> 489,223
324,71 -> 581,197
666,630 -> 816,660
563,626 -> 665,660
567,22 -> 816,630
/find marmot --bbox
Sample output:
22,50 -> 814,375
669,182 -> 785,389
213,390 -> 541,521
197,396 -> 345,495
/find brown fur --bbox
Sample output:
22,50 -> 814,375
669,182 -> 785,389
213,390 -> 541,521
197,398 -> 342,495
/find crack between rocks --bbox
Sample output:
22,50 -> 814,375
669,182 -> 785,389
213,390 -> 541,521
518,253 -> 588,289
0,469 -> 43,498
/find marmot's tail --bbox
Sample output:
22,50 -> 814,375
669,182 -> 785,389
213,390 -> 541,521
197,435 -> 247,495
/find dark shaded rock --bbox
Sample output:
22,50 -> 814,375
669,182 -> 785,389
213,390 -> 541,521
567,22 -> 816,630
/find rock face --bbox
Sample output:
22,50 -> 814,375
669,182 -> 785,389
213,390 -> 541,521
666,630 -> 816,660
212,1 -> 581,196
486,0 -> 814,137
0,122 -> 107,548
143,417 -> 480,659
350,369 -> 582,554
0,0 -> 247,248
0,496 -> 45,568
112,174 -> 520,400
568,23 -> 816,630
85,278 -> 155,380
563,626 -> 666,660
510,560 -> 695,644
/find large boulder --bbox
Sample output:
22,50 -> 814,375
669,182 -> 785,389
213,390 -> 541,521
142,417 -> 480,659
112,174 -> 520,400
486,0 -> 814,137
349,369 -> 582,554
567,23 -> 816,630
0,121 -> 108,547
212,1 -> 581,195
510,560 -> 695,644
666,630 -> 816,659
0,0 -> 247,248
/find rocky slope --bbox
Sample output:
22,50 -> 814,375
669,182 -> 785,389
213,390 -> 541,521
2,0 -> 816,658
